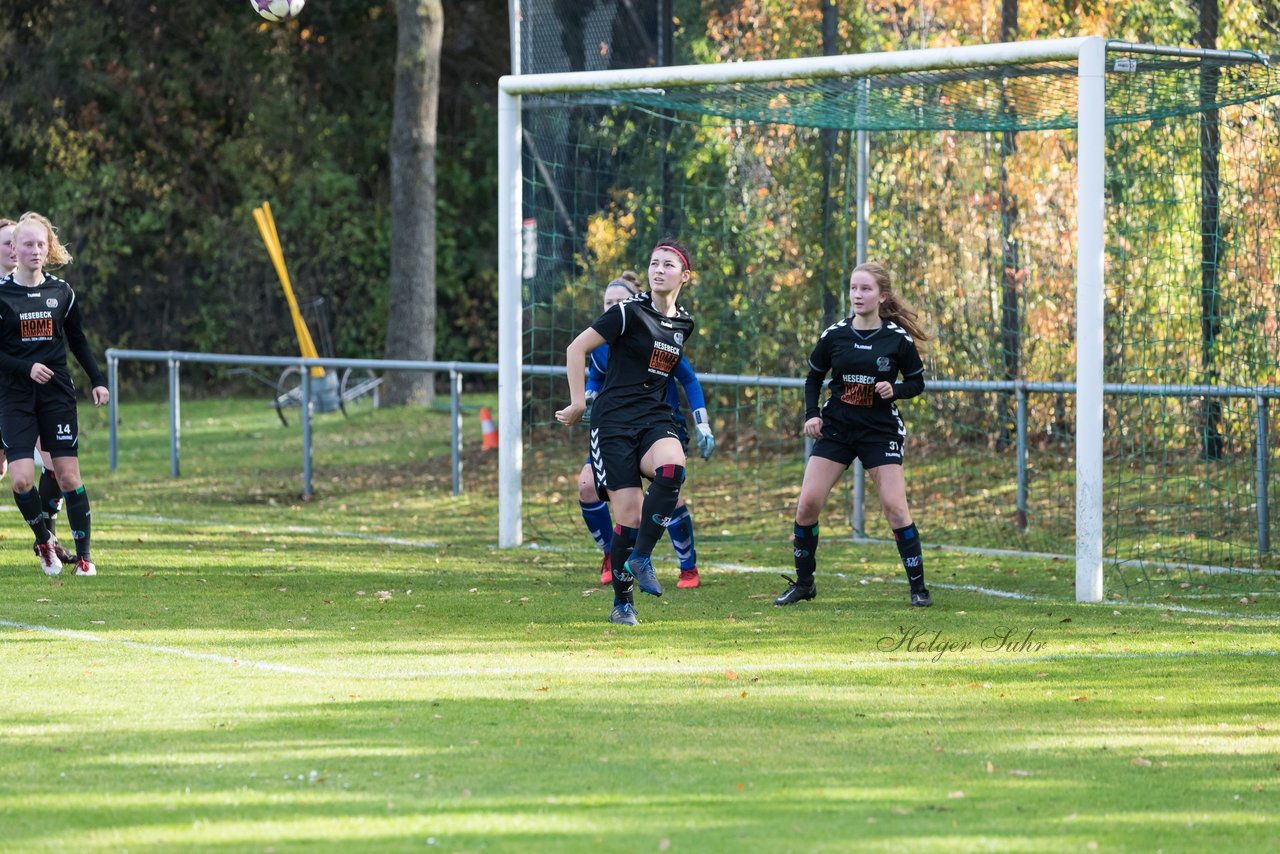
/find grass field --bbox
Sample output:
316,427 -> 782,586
1,396 -> 1277,852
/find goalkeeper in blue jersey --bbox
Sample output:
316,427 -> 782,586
574,271 -> 715,590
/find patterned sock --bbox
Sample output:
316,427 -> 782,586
579,500 -> 614,554
894,523 -> 925,591
793,522 -> 819,585
62,486 -> 92,561
666,505 -> 696,570
633,464 -> 684,558
14,488 -> 51,544
39,469 -> 62,537
610,524 -> 637,605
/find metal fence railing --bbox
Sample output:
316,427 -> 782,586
105,349 -> 498,499
106,350 -> 1275,554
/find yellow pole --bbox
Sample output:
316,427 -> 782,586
252,203 -> 324,378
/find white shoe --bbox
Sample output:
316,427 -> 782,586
35,541 -> 63,576
74,558 -> 97,577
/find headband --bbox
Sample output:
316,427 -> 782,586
653,244 -> 690,272
607,277 -> 639,295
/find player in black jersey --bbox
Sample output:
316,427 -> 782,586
0,213 -> 109,577
0,217 -> 73,564
556,239 -> 696,626
577,271 -> 715,590
776,261 -> 934,608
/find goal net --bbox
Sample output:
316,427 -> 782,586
498,39 -> 1280,601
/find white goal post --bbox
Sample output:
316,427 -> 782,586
496,37 -> 1108,601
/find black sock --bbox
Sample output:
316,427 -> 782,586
39,469 -> 62,536
894,523 -> 925,591
610,524 -> 637,606
793,522 -> 819,585
14,488 -> 51,543
633,464 -> 684,558
62,485 -> 92,561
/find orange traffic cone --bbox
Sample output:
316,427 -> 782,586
480,406 -> 499,451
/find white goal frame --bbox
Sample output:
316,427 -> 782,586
496,37 -> 1108,601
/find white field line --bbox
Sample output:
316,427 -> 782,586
0,617 -> 1275,680
0,618 -> 328,676
90,513 -> 1280,619
101,512 -> 438,548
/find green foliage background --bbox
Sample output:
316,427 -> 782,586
0,0 -> 504,385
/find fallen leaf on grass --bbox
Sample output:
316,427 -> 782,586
948,790 -> 965,799
1131,757 -> 1152,767
725,670 -> 738,680
1007,769 -> 1032,776
1070,695 -> 1088,702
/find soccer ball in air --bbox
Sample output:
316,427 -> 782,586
251,0 -> 306,22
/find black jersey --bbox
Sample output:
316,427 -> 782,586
0,273 -> 107,395
589,292 -> 695,430
805,319 -> 925,428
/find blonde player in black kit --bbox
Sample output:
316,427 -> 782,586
775,261 -> 934,608
556,239 -> 695,626
0,212 -> 109,577
0,217 -> 74,565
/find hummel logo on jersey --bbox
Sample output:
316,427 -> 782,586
660,320 -> 673,328
853,343 -> 872,350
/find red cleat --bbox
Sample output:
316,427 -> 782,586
677,568 -> 700,589
599,552 -> 613,585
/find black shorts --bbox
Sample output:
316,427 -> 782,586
810,416 -> 905,470
0,383 -> 81,462
590,422 -> 682,496
585,424 -> 690,492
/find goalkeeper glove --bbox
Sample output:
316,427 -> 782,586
582,391 -> 596,425
693,407 -> 715,460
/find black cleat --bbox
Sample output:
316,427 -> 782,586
773,574 -> 816,606
910,587 -> 933,608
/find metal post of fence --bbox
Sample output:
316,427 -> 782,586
1258,395 -> 1270,553
167,358 -> 181,478
451,370 -> 463,496
301,368 -> 313,500
1016,385 -> 1029,529
108,353 -> 119,472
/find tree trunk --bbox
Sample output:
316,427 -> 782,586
384,0 -> 444,407
1198,0 -> 1225,459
